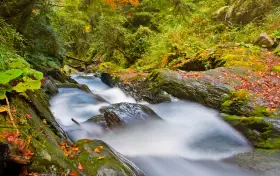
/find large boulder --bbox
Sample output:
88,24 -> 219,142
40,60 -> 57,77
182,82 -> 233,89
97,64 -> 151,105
226,149 -> 280,175
148,69 -> 231,110
101,72 -> 171,104
102,103 -> 161,128
254,32 -> 275,48
222,114 -> 280,149
214,0 -> 275,25
148,69 -> 267,117
73,139 -> 144,176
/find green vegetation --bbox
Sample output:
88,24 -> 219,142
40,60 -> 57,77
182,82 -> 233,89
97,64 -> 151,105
1,0 -> 280,174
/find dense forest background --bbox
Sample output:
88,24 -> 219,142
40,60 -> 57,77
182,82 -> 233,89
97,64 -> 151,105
1,0 -> 280,98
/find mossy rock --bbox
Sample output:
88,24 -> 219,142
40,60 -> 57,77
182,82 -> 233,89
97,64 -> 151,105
214,0 -> 276,24
271,66 -> 280,72
148,69 -> 231,110
176,46 -> 264,72
57,83 -> 92,93
226,149 -> 280,175
222,115 -> 280,149
74,139 -> 144,176
1,90 -> 143,175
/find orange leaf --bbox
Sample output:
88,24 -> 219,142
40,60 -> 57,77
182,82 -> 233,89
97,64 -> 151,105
72,147 -> 79,151
23,149 -> 34,156
94,148 -> 100,153
71,170 -> 79,176
99,145 -> 104,150
77,162 -> 84,170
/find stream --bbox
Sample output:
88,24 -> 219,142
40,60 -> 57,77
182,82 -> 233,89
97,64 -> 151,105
50,74 -> 256,176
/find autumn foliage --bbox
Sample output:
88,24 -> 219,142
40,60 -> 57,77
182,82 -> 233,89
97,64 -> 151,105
103,0 -> 139,8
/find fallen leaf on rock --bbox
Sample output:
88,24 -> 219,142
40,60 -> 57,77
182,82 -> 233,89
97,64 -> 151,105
99,145 -> 104,149
77,162 -> 84,170
94,148 -> 100,153
25,114 -> 32,119
23,149 -> 34,156
97,156 -> 104,160
71,170 -> 79,176
72,147 -> 79,151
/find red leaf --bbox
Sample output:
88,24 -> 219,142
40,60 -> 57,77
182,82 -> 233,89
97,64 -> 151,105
77,162 -> 84,171
25,114 -> 32,119
71,170 -> 79,176
23,149 -> 34,156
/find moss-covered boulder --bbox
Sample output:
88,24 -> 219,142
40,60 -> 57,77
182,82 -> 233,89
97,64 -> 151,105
148,69 -> 231,110
254,32 -> 275,48
175,46 -> 264,72
214,0 -> 276,24
148,69 -> 269,117
74,139 -> 144,176
222,115 -> 280,149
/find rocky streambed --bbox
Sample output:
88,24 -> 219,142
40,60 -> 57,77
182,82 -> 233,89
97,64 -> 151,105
1,68 -> 280,175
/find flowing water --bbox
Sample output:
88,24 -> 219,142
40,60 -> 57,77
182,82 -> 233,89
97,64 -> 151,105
50,74 -> 256,176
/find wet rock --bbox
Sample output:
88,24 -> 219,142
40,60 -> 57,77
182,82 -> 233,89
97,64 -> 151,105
118,80 -> 172,104
103,103 -> 161,128
25,90 -> 65,137
254,32 -> 274,48
75,139 -> 144,176
86,114 -> 109,129
101,72 -> 119,87
148,69 -> 231,110
101,72 -> 171,104
226,150 -> 280,175
41,68 -> 77,84
3,89 -> 142,175
221,114 -> 280,149
57,83 -> 92,93
148,69 -> 264,116
41,78 -> 59,96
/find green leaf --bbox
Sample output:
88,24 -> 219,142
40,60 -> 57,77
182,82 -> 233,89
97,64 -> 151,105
0,90 -> 6,100
0,69 -> 23,84
8,57 -> 30,69
23,68 -> 44,80
13,78 -> 41,93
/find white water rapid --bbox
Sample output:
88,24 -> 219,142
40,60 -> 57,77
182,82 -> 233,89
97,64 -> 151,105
50,74 -> 255,176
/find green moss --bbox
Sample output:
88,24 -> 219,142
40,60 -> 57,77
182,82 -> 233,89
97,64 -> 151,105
223,114 -> 280,149
271,66 -> 280,72
75,140 -> 138,176
252,106 -> 271,117
221,90 -> 253,116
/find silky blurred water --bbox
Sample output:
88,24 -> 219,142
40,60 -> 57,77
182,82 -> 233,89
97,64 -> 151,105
50,74 -> 255,176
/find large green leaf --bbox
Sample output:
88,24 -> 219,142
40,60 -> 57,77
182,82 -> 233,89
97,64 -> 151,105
0,69 -> 23,84
8,57 -> 30,69
23,68 -> 44,80
13,78 -> 41,93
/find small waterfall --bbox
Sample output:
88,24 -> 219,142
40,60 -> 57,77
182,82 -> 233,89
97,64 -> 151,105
50,74 -> 254,176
